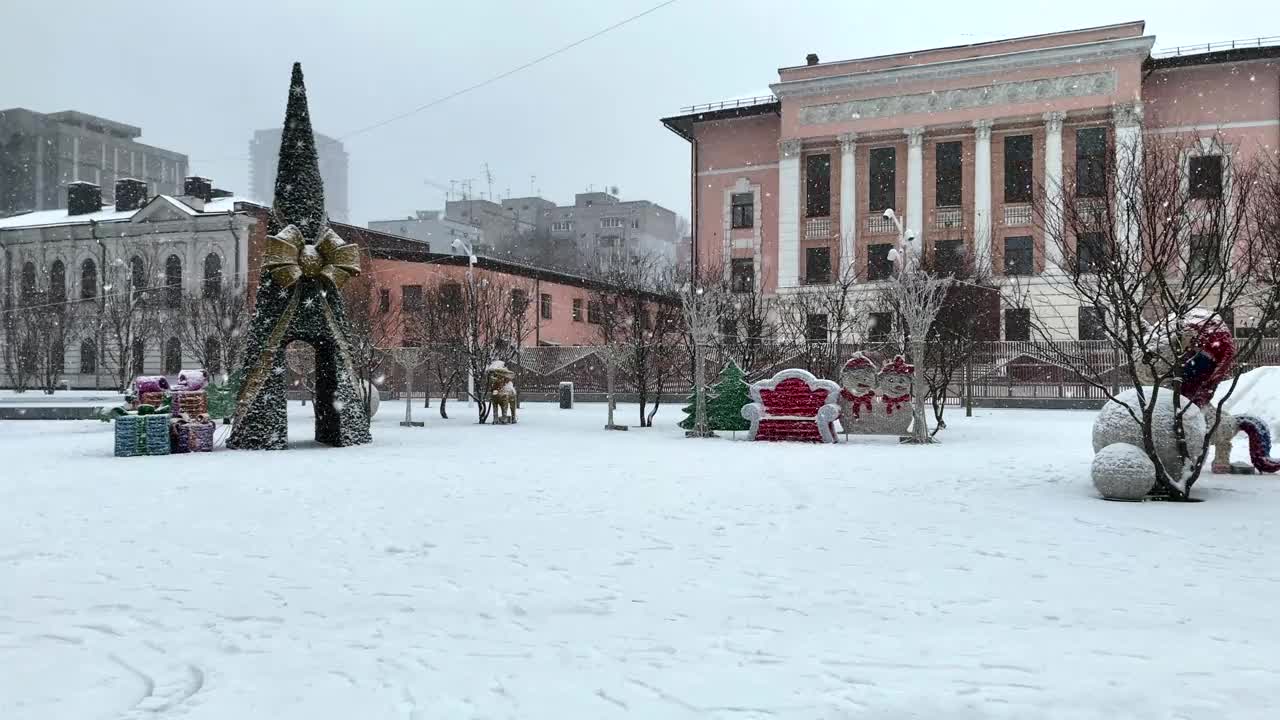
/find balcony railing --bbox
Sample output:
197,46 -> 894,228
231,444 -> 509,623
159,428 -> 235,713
678,95 -> 777,114
865,214 -> 896,235
1003,204 -> 1033,227
804,217 -> 833,241
933,207 -> 963,230
1152,36 -> 1279,58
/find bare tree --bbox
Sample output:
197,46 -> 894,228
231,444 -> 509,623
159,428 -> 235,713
1016,132 -> 1280,498
98,246 -> 161,389
879,210 -> 951,444
175,281 -> 250,383
285,342 -> 316,403
455,273 -> 535,423
418,280 -> 468,419
590,258 -> 682,428
678,277 -> 721,438
341,267 -> 400,417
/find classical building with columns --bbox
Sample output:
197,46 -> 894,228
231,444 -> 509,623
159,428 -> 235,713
661,22 -> 1280,339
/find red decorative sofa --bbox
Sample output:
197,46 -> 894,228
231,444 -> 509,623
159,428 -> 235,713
741,369 -> 842,443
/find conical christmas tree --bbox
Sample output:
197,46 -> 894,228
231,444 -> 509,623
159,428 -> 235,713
705,360 -> 751,432
677,386 -> 711,430
227,62 -> 372,450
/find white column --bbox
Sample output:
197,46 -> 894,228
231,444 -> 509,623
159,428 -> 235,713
34,138 -> 45,210
1043,111 -> 1065,272
777,138 -> 803,289
973,119 -> 993,275
1114,103 -> 1144,254
905,127 -> 924,246
72,136 -> 80,182
838,132 -> 857,278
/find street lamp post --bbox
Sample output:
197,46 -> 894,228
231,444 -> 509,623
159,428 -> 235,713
451,238 -> 478,408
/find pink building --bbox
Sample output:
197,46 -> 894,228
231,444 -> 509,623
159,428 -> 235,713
662,22 -> 1280,339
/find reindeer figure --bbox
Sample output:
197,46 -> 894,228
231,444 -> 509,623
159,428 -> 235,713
487,361 -> 518,425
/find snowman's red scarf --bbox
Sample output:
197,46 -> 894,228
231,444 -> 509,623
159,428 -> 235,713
840,388 -> 875,418
882,392 -> 911,415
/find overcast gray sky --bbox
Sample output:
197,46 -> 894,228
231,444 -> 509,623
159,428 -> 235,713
3,0 -> 1277,225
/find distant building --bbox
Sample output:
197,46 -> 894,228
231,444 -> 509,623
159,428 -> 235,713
548,192 -> 679,270
367,210 -> 480,252
0,108 -> 188,217
0,177 -> 252,387
248,128 -> 349,223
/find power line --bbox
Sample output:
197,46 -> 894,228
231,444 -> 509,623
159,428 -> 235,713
338,0 -> 682,141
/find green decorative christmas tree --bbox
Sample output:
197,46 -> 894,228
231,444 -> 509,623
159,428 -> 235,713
677,385 -> 712,430
705,360 -> 751,432
227,62 -> 371,450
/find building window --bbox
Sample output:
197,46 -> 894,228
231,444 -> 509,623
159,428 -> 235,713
163,255 -> 182,308
130,256 -> 146,300
1004,308 -> 1031,341
401,284 -> 424,312
572,298 -> 583,322
441,282 -> 463,311
1076,128 -> 1107,198
1189,233 -> 1221,276
1077,232 -> 1105,274
805,154 -> 831,217
805,313 -> 828,343
1078,305 -> 1107,340
631,219 -> 640,229
540,293 -> 552,320
868,312 -> 893,343
805,246 -> 832,284
587,300 -> 602,324
203,253 -> 222,298
205,336 -> 222,376
867,243 -> 894,280
731,258 -> 754,293
510,289 -> 529,315
935,141 -> 963,207
869,147 -> 896,211
80,259 -> 97,301
164,337 -> 182,375
934,239 -> 964,275
20,261 -> 36,302
131,338 -> 145,375
1004,236 -> 1034,275
731,192 -> 753,229
378,288 -> 391,313
1190,155 -> 1224,199
1004,135 -> 1033,203
79,338 -> 97,375
552,221 -> 573,232
601,217 -> 624,228
49,259 -> 66,304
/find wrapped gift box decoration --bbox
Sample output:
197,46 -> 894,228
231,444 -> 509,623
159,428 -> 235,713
139,391 -> 167,408
177,369 -> 207,391
170,415 -> 215,453
169,390 -> 209,417
114,414 -> 173,457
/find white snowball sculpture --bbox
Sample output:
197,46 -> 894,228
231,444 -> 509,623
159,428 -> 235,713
1092,443 -> 1157,500
1092,388 -> 1205,478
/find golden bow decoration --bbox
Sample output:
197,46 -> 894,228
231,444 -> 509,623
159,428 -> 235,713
262,224 -> 362,289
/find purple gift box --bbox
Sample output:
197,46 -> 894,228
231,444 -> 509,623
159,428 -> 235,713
170,416 -> 215,453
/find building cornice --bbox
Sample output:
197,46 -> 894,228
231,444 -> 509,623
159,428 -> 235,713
769,35 -> 1155,100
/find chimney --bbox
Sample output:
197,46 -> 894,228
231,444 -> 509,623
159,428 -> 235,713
183,176 -> 212,202
67,181 -> 102,216
806,53 -> 820,66
114,178 -> 147,212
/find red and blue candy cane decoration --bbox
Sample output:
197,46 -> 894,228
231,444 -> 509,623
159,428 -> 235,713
1236,414 -> 1280,474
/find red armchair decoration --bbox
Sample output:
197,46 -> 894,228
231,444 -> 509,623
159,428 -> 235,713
741,369 -> 842,443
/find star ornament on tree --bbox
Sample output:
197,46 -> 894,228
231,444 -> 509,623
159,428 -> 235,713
262,224 -> 362,290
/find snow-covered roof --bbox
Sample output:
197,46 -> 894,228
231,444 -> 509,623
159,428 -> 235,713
0,195 -> 250,230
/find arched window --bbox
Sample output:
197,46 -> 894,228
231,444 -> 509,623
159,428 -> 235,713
20,261 -> 36,302
204,336 -> 222,376
79,338 -> 97,375
203,253 -> 222,298
131,338 -> 145,375
164,337 -> 182,375
130,256 -> 145,300
80,259 -> 97,301
164,255 -> 182,308
49,259 -> 66,304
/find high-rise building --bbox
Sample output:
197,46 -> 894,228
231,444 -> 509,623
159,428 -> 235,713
248,128 -> 349,223
0,108 -> 188,217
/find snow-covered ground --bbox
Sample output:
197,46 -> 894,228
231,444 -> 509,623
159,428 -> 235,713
3,399 -> 1279,719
